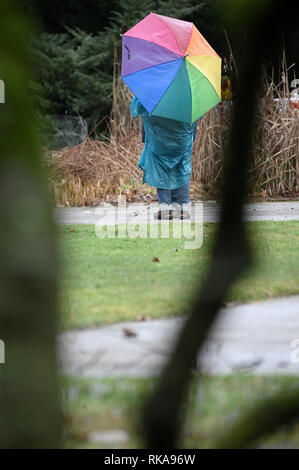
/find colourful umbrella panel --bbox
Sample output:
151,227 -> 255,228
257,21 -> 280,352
122,12 -> 222,123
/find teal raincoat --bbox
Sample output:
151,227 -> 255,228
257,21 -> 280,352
130,96 -> 197,190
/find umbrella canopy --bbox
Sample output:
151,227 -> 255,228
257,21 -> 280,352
121,12 -> 221,124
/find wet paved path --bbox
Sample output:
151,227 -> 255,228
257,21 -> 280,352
58,296 -> 299,378
55,201 -> 299,225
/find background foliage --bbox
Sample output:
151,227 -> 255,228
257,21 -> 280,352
19,1 -> 227,131
18,0 -> 298,133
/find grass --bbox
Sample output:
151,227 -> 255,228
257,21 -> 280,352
58,221 -> 299,330
61,374 -> 299,449
58,221 -> 299,449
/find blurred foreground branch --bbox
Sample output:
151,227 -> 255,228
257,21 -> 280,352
142,0 -> 297,448
217,386 -> 299,448
0,1 -> 62,448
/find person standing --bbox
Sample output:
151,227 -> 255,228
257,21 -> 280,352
131,96 -> 199,220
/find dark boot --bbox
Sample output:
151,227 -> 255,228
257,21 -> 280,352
172,208 -> 191,219
154,209 -> 173,220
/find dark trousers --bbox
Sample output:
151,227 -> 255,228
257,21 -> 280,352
157,181 -> 190,205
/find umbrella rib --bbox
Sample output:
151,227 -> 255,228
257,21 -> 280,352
153,13 -> 185,57
186,58 -> 220,99
123,34 -> 182,61
121,58 -> 183,79
150,59 -> 188,119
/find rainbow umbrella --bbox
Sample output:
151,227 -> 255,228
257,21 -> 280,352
121,12 -> 221,124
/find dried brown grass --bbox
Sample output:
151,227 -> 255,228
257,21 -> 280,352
48,135 -> 152,206
48,52 -> 298,206
250,61 -> 299,196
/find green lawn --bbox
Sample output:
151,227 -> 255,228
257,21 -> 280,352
62,374 -> 299,449
58,221 -> 299,330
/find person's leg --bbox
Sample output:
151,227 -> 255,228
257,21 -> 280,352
155,188 -> 173,220
171,181 -> 191,219
172,181 -> 190,204
157,188 -> 172,205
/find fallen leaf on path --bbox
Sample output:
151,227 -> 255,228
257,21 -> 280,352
137,315 -> 152,322
123,328 -> 137,338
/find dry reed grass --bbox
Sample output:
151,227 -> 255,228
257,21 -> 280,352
47,52 -> 298,206
250,59 -> 299,196
48,135 -> 153,206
